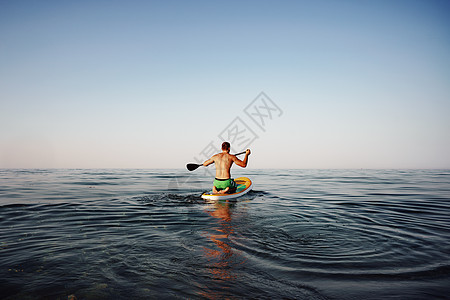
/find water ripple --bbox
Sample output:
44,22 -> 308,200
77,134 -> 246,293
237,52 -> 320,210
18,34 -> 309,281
1,169 -> 449,299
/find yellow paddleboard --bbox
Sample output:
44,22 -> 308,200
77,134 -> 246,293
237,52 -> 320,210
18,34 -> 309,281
201,177 -> 252,200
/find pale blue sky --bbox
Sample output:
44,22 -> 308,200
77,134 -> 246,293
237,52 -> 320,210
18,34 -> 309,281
1,0 -> 449,168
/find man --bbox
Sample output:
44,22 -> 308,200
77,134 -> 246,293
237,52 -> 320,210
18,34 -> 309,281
203,142 -> 251,194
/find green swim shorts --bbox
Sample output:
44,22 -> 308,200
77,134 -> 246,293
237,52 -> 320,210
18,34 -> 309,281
213,178 -> 237,191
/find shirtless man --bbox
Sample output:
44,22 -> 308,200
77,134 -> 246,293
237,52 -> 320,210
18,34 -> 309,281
203,142 -> 251,194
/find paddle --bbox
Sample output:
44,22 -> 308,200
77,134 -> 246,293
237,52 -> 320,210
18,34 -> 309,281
186,151 -> 246,171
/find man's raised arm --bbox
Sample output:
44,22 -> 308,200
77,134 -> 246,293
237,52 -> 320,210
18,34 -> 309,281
233,149 -> 251,168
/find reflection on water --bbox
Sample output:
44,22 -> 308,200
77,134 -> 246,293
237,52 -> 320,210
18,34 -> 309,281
200,200 -> 246,298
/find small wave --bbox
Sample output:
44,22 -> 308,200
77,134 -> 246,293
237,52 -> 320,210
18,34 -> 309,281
0,203 -> 31,209
70,181 -> 120,186
250,190 -> 270,196
131,193 -> 203,206
295,263 -> 450,281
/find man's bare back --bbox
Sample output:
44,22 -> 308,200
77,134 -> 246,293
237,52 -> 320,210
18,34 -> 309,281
203,142 -> 251,194
211,152 -> 236,179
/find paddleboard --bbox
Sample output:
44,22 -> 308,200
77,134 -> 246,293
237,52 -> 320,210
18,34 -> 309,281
201,177 -> 252,200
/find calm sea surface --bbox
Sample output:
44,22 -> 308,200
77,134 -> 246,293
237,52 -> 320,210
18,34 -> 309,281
0,169 -> 449,299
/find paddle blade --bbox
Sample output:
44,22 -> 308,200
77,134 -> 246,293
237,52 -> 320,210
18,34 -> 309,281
186,163 -> 202,171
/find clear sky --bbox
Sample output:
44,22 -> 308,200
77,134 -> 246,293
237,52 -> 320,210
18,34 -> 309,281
1,0 -> 449,169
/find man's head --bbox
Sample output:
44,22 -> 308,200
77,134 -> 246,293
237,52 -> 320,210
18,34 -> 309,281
221,142 -> 230,153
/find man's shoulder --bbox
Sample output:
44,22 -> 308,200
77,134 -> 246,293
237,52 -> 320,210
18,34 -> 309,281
212,153 -> 223,159
227,153 -> 238,161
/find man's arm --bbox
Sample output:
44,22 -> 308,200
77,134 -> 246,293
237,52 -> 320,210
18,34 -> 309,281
203,156 -> 215,167
232,149 -> 251,168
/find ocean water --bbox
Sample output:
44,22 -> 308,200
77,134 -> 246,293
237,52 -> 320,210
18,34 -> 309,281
0,169 -> 449,299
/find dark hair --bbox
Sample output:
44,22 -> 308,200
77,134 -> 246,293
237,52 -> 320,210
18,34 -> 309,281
221,142 -> 230,151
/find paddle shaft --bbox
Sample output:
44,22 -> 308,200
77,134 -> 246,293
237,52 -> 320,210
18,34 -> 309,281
234,151 -> 246,156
